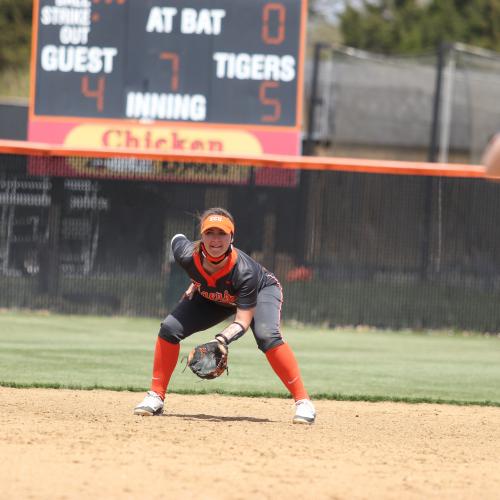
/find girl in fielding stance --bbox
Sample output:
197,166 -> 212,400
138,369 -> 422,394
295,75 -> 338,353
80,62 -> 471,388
134,207 -> 316,424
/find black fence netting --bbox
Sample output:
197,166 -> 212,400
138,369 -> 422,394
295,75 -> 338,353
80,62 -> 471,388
1,152 -> 499,331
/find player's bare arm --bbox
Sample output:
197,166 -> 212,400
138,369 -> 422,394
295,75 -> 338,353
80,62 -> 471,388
215,307 -> 255,345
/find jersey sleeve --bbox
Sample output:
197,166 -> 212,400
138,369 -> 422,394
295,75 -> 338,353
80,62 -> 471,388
171,234 -> 194,269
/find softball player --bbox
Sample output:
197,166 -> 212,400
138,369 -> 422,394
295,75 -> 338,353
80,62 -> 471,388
134,207 -> 316,424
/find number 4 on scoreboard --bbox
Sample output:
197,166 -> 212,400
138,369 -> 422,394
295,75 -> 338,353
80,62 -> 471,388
81,76 -> 106,112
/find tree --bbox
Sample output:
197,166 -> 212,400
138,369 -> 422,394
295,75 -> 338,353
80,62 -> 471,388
462,0 -> 500,49
0,0 -> 33,70
340,0 -> 500,54
307,0 -> 344,50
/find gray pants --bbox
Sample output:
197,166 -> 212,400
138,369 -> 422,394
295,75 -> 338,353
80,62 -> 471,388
159,285 -> 284,352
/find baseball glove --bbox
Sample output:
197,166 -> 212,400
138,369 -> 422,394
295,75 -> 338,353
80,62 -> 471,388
187,340 -> 228,379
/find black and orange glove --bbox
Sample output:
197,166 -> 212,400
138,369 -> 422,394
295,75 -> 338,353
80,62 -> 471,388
187,340 -> 228,379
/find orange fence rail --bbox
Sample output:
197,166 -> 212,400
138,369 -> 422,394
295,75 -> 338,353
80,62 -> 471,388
0,139 -> 486,178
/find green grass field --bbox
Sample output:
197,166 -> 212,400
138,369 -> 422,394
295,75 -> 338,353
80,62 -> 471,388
0,311 -> 499,406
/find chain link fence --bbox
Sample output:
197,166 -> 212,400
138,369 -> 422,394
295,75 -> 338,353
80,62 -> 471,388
1,152 -> 500,331
306,43 -> 500,163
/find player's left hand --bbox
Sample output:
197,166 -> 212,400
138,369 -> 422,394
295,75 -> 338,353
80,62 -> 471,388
181,283 -> 197,301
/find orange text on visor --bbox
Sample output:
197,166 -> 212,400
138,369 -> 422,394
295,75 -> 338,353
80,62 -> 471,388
201,215 -> 235,235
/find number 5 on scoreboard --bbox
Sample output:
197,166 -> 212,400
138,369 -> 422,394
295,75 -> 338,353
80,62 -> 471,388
259,81 -> 281,122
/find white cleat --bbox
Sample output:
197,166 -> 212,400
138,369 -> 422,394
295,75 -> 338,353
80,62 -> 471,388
293,399 -> 316,425
134,391 -> 164,416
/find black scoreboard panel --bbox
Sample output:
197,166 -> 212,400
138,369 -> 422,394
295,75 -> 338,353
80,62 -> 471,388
33,0 -> 305,127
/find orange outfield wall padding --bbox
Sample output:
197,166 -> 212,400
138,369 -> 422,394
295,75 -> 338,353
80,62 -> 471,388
0,139 -> 486,179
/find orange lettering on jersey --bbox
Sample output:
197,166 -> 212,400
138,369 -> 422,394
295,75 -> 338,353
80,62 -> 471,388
223,290 -> 237,303
199,289 -> 236,305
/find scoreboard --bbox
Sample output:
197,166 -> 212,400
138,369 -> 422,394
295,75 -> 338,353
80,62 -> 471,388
29,0 -> 307,156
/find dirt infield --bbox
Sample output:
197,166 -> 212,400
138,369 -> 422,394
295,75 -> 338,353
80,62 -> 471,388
1,387 -> 499,499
